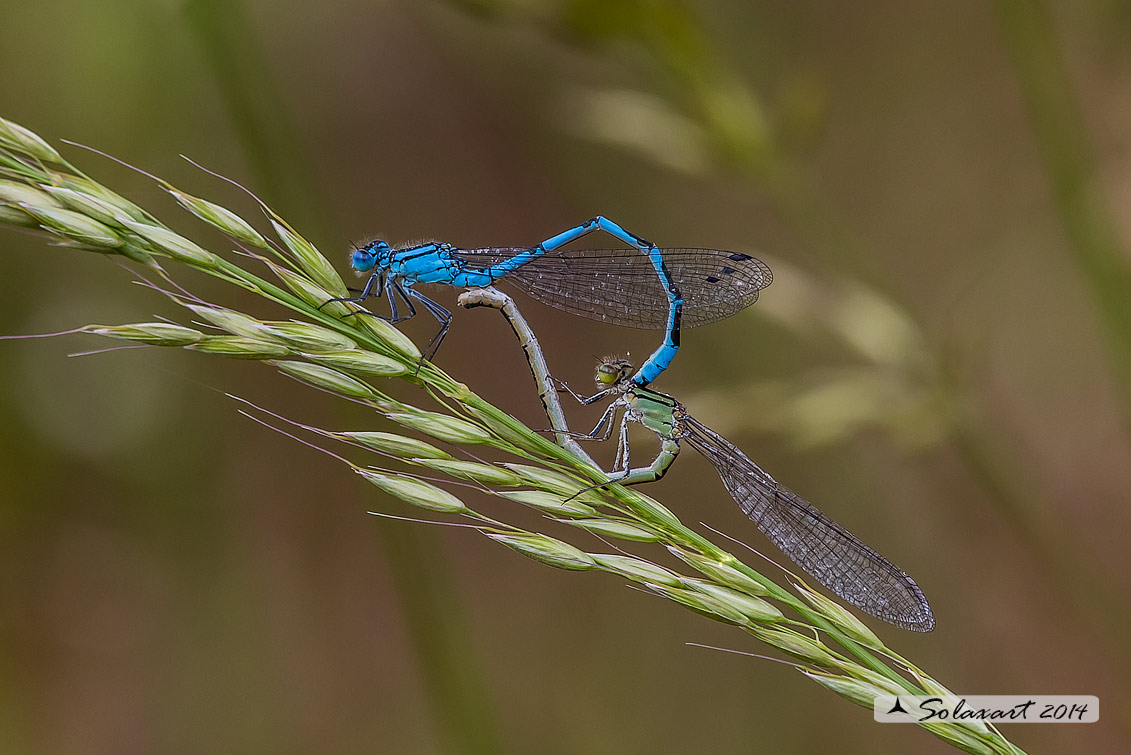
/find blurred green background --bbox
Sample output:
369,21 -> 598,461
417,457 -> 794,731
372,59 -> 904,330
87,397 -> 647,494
2,1 -> 1130,753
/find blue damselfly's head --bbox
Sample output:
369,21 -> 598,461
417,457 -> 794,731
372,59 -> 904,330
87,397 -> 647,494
351,240 -> 391,273
595,357 -> 634,387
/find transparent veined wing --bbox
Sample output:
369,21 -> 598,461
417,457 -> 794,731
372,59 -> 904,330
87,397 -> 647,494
682,417 -> 935,632
453,246 -> 772,329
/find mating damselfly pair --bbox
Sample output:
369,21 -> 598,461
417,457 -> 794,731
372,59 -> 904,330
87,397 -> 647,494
336,217 -> 934,632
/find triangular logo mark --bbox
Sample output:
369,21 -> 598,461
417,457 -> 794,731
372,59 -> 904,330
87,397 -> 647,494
887,698 -> 908,714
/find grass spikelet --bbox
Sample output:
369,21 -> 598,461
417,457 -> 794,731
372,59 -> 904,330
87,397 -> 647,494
163,186 -> 268,248
298,349 -> 407,376
52,175 -> 148,221
644,582 -> 752,624
41,186 -> 134,227
188,336 -> 290,359
18,204 -> 121,248
0,204 -> 37,227
796,582 -> 884,648
384,410 -> 494,445
682,579 -> 784,622
356,468 -> 468,513
667,547 -> 770,597
267,262 -> 353,316
920,722 -> 997,755
117,216 -> 220,267
501,463 -> 602,503
0,180 -> 63,208
591,553 -> 683,587
335,431 -> 452,460
556,518 -> 662,542
352,314 -> 423,361
268,360 -> 377,399
187,305 -> 271,339
748,627 -> 837,666
496,490 -> 597,516
799,670 -> 885,709
268,216 -> 348,297
260,321 -> 357,352
412,458 -> 522,486
0,116 -> 62,162
486,533 -> 597,571
84,323 -> 204,346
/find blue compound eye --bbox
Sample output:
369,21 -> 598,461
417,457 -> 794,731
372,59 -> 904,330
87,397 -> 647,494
351,241 -> 388,272
350,248 -> 375,272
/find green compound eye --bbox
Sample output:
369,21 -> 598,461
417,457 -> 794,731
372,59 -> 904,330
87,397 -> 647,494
594,357 -> 634,385
595,365 -> 619,384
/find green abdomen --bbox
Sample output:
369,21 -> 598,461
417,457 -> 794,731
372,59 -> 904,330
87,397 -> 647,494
626,389 -> 680,437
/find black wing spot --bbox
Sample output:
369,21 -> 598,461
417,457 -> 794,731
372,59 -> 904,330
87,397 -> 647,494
705,275 -> 721,283
728,253 -> 753,261
719,266 -> 737,275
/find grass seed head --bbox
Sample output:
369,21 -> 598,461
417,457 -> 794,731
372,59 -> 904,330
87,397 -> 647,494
335,431 -> 452,460
559,518 -> 662,542
0,180 -> 63,209
187,336 -> 290,359
260,321 -> 357,352
188,305 -> 271,339
267,263 -> 353,316
800,670 -> 884,709
19,204 -> 122,249
796,583 -> 884,648
269,360 -> 377,399
269,217 -> 348,297
842,667 -> 909,698
919,722 -> 996,755
496,490 -> 597,517
357,468 -> 468,513
53,175 -> 148,221
681,579 -> 784,623
915,675 -> 955,698
590,554 -> 683,587
299,349 -> 407,376
413,458 -> 522,486
667,547 -> 770,596
84,322 -> 204,346
486,532 -> 597,571
41,186 -> 135,229
353,315 -> 422,361
749,627 -> 837,666
615,489 -> 682,529
117,217 -> 220,267
0,204 -> 39,227
644,582 -> 752,624
385,410 -> 494,445
0,117 -> 62,162
461,405 -> 541,448
164,186 -> 268,248
501,463 -> 603,504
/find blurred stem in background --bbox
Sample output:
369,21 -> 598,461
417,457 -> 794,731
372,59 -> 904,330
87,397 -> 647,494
439,0 -> 1131,700
181,1 -> 507,752
183,0 -> 328,243
993,0 -> 1131,423
377,526 -> 506,755
986,1 -> 1131,664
